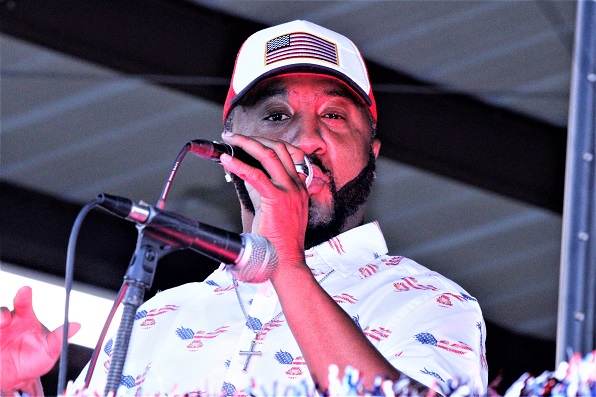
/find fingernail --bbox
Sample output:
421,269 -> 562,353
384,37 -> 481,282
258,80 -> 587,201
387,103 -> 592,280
222,130 -> 234,137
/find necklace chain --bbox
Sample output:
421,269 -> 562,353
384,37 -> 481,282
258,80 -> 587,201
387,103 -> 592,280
233,269 -> 335,333
233,269 -> 335,372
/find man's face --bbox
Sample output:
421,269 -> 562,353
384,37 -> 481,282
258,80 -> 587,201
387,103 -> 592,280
229,74 -> 379,248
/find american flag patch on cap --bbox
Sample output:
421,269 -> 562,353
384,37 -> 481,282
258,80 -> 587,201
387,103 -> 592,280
266,32 -> 338,65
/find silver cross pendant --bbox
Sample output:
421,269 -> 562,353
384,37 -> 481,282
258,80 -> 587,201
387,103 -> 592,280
239,336 -> 262,373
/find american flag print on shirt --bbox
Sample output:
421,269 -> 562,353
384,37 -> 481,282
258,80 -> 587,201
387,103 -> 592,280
256,318 -> 284,342
102,338 -> 114,373
393,277 -> 438,292
205,279 -> 235,295
221,381 -> 236,397
414,332 -> 473,355
175,325 -> 229,351
420,367 -> 445,382
333,293 -> 358,304
286,356 -> 307,379
120,363 -> 151,390
274,351 -> 307,379
358,263 -> 380,279
477,322 -> 489,370
381,256 -> 404,267
136,304 -> 179,329
327,236 -> 346,255
265,32 -> 338,65
363,326 -> 392,341
436,292 -> 473,307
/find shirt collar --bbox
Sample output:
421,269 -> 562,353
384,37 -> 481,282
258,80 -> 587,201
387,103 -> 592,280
305,221 -> 388,278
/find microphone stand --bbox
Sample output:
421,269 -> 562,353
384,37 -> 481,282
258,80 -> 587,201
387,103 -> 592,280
101,140 -> 213,395
103,224 -> 182,396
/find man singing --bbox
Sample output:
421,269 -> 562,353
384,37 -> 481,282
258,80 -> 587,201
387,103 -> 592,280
1,20 -> 488,396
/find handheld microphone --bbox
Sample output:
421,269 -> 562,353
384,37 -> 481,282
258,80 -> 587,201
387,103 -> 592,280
189,139 -> 313,187
98,193 -> 278,283
189,139 -> 261,169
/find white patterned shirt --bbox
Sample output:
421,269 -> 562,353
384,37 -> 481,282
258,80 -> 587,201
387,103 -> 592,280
76,222 -> 488,396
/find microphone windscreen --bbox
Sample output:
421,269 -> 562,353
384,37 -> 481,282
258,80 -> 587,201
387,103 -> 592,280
231,234 -> 278,283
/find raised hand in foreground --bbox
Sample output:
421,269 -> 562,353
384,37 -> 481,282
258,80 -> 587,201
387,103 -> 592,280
1,286 -> 80,395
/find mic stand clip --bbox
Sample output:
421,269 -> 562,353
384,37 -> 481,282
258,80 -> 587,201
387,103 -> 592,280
103,223 -> 183,396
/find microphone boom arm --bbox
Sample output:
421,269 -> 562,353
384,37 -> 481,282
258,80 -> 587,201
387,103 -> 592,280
141,204 -> 243,265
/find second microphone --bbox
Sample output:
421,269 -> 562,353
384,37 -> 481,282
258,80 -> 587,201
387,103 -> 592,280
98,193 -> 278,283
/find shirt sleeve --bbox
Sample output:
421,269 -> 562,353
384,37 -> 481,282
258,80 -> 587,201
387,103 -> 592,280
380,290 -> 488,394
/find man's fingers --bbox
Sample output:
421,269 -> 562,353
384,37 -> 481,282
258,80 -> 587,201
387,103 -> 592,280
46,322 -> 82,359
221,133 -> 308,187
66,322 -> 81,339
12,286 -> 37,321
220,154 -> 271,190
0,306 -> 13,329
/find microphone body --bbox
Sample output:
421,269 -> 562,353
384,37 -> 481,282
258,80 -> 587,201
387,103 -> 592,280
189,139 -> 266,171
98,194 -> 277,283
189,139 -> 312,186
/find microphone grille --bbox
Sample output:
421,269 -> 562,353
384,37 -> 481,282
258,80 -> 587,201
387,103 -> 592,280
232,234 -> 278,283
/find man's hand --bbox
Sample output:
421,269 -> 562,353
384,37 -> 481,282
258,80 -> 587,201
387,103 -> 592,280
219,132 -> 310,268
0,286 -> 80,392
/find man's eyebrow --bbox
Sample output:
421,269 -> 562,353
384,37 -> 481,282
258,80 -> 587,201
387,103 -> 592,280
324,87 -> 364,107
257,88 -> 287,103
240,83 -> 363,109
324,88 -> 350,97
241,86 -> 287,109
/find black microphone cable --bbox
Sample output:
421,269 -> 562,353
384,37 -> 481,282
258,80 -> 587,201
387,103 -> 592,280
155,141 -> 194,210
57,196 -> 104,396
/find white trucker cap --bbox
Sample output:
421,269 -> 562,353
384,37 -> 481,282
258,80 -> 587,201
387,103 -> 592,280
223,20 -> 377,123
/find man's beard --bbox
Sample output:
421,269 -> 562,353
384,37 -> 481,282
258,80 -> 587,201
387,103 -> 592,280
230,148 -> 377,250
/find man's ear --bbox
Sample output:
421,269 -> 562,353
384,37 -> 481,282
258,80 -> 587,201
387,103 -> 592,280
372,138 -> 381,159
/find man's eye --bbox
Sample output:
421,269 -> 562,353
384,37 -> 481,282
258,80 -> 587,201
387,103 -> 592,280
265,113 -> 289,121
324,113 -> 343,120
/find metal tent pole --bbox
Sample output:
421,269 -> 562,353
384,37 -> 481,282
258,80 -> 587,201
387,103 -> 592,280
556,0 -> 596,364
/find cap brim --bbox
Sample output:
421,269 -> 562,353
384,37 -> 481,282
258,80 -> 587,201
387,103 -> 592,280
229,64 -> 373,109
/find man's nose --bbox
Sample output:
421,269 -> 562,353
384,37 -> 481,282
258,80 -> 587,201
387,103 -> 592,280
289,116 -> 326,156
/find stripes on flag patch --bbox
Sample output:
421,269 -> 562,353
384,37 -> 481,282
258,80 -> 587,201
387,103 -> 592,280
266,32 -> 338,65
